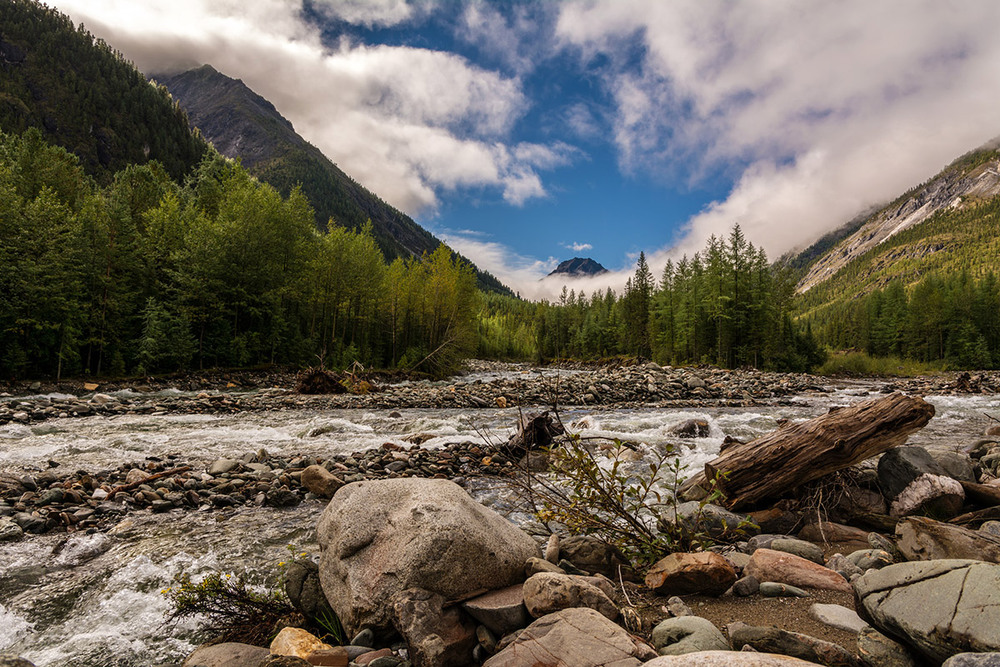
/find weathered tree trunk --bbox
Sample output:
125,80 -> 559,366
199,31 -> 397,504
504,411 -> 565,459
680,392 -> 935,510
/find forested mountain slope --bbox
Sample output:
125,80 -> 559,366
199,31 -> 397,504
157,65 -> 512,296
0,0 -> 207,181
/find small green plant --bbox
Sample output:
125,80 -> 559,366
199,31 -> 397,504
163,571 -> 295,646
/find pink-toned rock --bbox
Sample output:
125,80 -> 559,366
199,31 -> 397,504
301,465 -> 345,498
745,548 -> 851,592
354,648 -> 393,665
644,552 -> 737,596
522,572 -> 618,620
393,588 -> 477,667
304,647 -> 349,666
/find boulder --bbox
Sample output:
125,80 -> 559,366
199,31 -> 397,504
943,655 -> 1000,666
845,549 -> 893,572
300,465 -> 344,498
745,549 -> 851,592
658,502 -> 754,540
392,588 -> 477,667
727,622 -> 860,666
895,516 -> 1000,562
669,419 -> 710,438
809,604 -> 868,633
558,535 -> 631,579
181,643 -> 269,667
878,447 -> 965,518
645,552 -> 737,596
522,572 -> 618,620
854,559 -> 1000,663
317,479 -> 538,635
270,628 -> 332,660
0,517 -> 24,542
482,607 -> 656,667
798,521 -> 870,543
769,538 -> 825,564
651,616 -> 729,655
645,653 -> 829,665
929,451 -> 977,483
856,627 -> 920,667
284,560 -> 335,623
462,585 -> 529,637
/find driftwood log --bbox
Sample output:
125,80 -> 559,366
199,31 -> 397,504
680,392 -> 935,510
504,411 -> 564,459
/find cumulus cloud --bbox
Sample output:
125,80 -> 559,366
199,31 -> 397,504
557,0 -> 1000,262
51,0 -> 569,214
563,242 -> 593,252
457,2 -> 556,75
440,231 -> 558,300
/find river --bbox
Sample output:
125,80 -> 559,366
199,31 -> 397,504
0,371 -> 997,666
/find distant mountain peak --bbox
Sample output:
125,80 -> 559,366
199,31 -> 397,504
548,257 -> 608,277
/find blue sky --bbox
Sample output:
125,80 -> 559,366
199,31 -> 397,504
48,0 -> 1000,298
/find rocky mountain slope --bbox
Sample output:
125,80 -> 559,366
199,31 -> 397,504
547,257 -> 609,277
157,65 -> 512,296
794,139 -> 1000,294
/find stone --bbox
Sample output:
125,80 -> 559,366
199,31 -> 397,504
659,502 -> 754,540
854,559 -> 1000,663
208,459 -> 239,475
354,649 -> 392,665
878,446 -> 965,518
732,575 -> 760,597
301,465 -> 345,499
525,557 -> 565,577
759,582 -> 809,598
943,654 -> 1000,666
645,552 -> 737,596
303,648 -> 349,666
929,451 -> 977,483
558,535 -> 631,579
645,652 -> 830,665
181,642 -> 269,667
665,596 -> 692,617
726,622 -> 860,666
669,419 -> 711,438
725,550 -> 751,571
824,555 -> 862,580
351,629 -> 375,647
895,516 -> 1000,562
982,521 -> 1000,537
798,521 -> 870,543
544,534 -> 560,563
0,517 -> 24,542
257,658 -> 312,667
867,533 -> 905,563
0,658 -> 36,667
856,627 -> 920,667
745,549 -> 851,592
284,560 -> 336,624
463,585 -> 530,637
125,468 -> 150,485
845,549 -> 893,571
482,607 -> 655,667
522,572 -> 618,620
809,604 -> 868,633
651,616 -> 729,655
769,538 -> 825,564
270,627 -> 332,660
747,534 -> 788,552
749,508 -> 803,535
392,588 -> 477,667
317,478 -> 539,635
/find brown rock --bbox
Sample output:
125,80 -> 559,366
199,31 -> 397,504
181,642 -> 269,667
727,622 -> 861,666
304,648 -> 349,666
645,552 -> 737,596
522,572 -> 618,620
354,649 -> 392,665
745,549 -> 851,592
483,607 -> 655,667
895,515 -> 1000,562
463,584 -> 529,637
558,535 -> 632,579
798,521 -> 870,544
300,465 -> 344,499
393,588 -> 477,667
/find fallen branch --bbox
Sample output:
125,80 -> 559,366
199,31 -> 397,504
111,466 -> 191,494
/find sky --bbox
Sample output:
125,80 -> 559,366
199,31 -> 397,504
48,0 -> 1000,299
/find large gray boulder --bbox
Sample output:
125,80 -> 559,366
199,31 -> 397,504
482,607 -> 656,667
878,446 -> 965,518
854,559 -> 1000,663
895,516 -> 1000,562
317,478 -> 538,635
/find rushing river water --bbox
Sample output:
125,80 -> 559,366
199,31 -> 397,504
0,373 -> 998,666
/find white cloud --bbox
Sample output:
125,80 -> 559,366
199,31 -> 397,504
557,0 -> 1000,261
51,0 -> 570,215
458,3 -> 556,75
440,231 -> 558,300
563,242 -> 593,252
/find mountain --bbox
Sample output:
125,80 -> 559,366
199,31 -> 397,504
156,65 -> 512,296
547,257 -> 609,277
793,139 -> 1000,297
0,0 -> 207,182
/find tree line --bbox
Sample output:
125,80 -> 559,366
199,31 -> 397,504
0,129 -> 478,380
479,226 -> 825,372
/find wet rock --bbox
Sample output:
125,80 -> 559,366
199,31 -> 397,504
855,559 -> 1000,663
300,465 -> 344,499
727,622 -> 861,666
316,478 -> 538,635
809,604 -> 868,633
645,552 -> 737,596
652,616 -> 729,655
463,584 -> 529,637
522,572 -> 618,620
392,587 -> 477,667
745,549 -> 851,592
669,419 -> 710,438
558,535 -> 631,579
482,607 -> 655,667
0,517 -> 24,541
895,516 -> 1000,562
181,642 -> 269,667
658,502 -> 755,540
856,626 -> 920,667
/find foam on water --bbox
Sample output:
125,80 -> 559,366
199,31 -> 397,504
0,603 -> 33,652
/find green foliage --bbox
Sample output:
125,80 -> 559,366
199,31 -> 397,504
163,571 -> 294,646
815,351 -> 944,377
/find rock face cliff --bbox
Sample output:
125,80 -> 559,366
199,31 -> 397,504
548,257 -> 609,277
796,140 -> 1000,293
